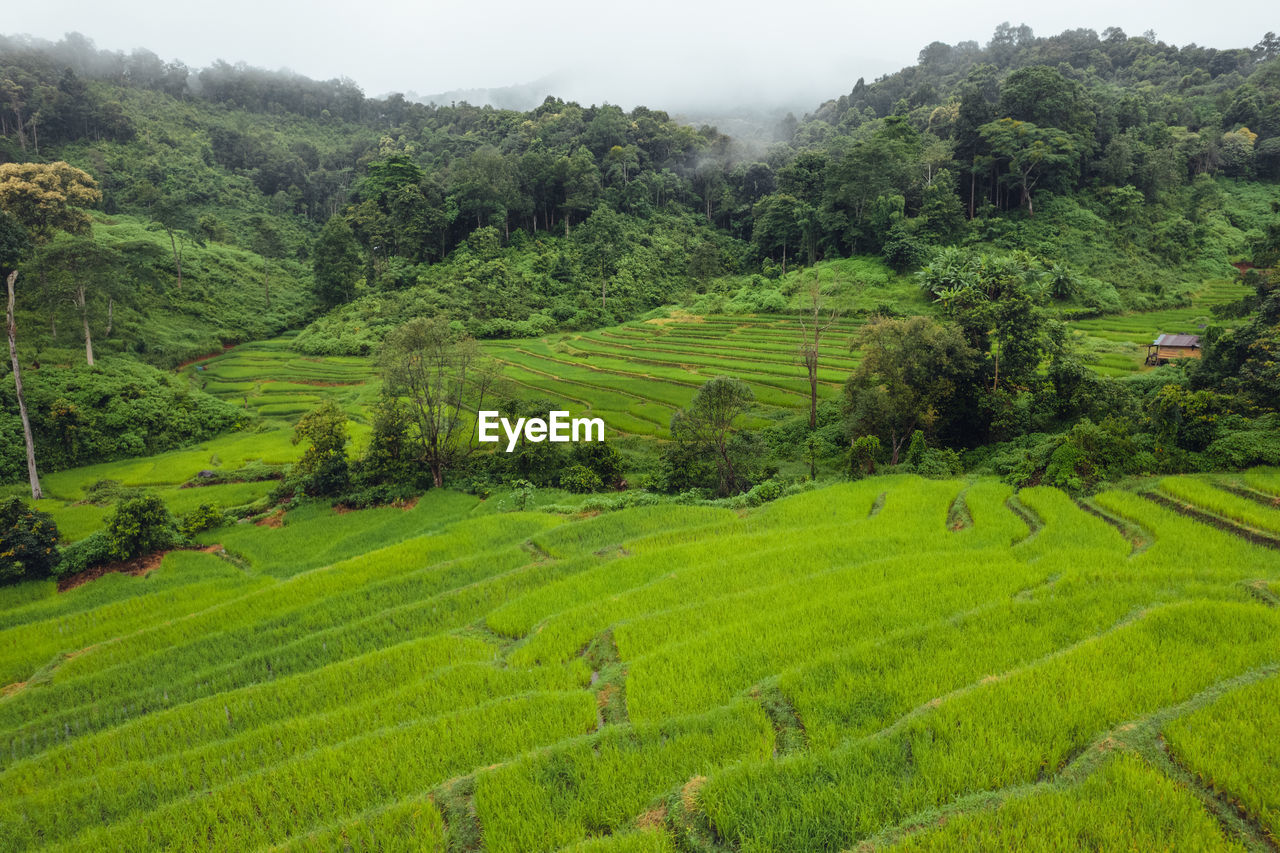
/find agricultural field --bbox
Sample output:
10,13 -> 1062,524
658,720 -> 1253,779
484,315 -> 864,437
183,335 -> 381,421
1069,279 -> 1249,377
1,469 -> 1278,851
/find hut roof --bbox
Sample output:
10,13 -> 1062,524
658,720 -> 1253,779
1152,334 -> 1200,348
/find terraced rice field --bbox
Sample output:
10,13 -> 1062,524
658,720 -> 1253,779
183,335 -> 380,420
485,315 -> 864,437
1,470 -> 1278,850
1070,280 -> 1250,376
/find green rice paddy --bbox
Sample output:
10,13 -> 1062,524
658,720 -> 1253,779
485,314 -> 864,437
1069,279 -> 1249,377
1,469 -> 1277,851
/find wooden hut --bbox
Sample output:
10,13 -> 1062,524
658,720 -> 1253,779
1145,333 -> 1201,365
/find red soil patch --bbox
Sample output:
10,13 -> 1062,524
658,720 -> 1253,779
1,680 -> 27,698
257,509 -> 286,528
56,545 -> 224,592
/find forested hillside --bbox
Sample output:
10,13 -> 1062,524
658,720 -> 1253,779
0,25 -> 1279,484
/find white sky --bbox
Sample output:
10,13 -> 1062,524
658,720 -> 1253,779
6,1 -> 1277,110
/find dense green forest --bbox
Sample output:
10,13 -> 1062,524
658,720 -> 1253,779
0,25 -> 1278,496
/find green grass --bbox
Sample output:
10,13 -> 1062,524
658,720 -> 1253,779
1164,673 -> 1280,841
1158,476 -> 1280,536
889,752 -> 1244,851
1243,466 -> 1280,498
2,470 -> 1279,851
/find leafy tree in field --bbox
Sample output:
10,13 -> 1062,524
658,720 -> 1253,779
0,496 -> 59,584
356,394 -> 416,486
670,376 -> 756,496
312,215 -> 361,306
381,316 -> 499,489
923,248 -> 1048,392
844,316 -> 978,465
0,161 -> 100,499
292,400 -> 350,496
1199,264 -> 1280,410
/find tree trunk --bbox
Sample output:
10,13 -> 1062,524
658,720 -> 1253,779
168,229 -> 183,291
106,297 -> 113,336
889,429 -> 903,466
6,270 -> 43,499
969,164 -> 976,219
809,368 -> 818,430
992,336 -> 1000,391
76,285 -> 94,366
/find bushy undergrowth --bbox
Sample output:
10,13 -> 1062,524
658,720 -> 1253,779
0,357 -> 242,481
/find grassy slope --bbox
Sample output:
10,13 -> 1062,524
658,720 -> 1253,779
0,468 -> 1276,851
15,214 -> 316,369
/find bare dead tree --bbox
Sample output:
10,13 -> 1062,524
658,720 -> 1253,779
6,270 -> 42,498
798,271 -> 842,479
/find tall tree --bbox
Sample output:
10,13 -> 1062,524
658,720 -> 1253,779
670,376 -> 755,496
249,215 -> 283,308
844,316 -> 978,465
979,119 -> 1076,216
380,317 -> 498,489
798,270 -> 839,425
41,233 -> 125,366
0,161 -> 100,499
0,214 -> 38,498
312,215 -> 361,306
798,273 -> 843,479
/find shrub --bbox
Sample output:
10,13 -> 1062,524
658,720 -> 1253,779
902,431 -> 927,469
105,495 -> 178,560
0,498 -> 61,584
571,441 -> 625,488
179,504 -> 225,537
56,531 -> 112,577
559,465 -> 603,494
744,478 -> 784,506
850,435 -> 881,478
1206,417 -> 1280,468
915,447 -> 963,479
